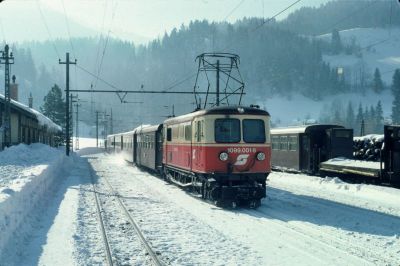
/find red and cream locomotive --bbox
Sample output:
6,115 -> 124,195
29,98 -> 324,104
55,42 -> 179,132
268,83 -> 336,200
107,105 -> 271,208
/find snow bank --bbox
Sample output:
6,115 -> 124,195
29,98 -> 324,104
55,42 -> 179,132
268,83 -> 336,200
0,143 -> 71,257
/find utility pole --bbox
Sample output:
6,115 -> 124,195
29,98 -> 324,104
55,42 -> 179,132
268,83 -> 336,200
59,52 -> 76,156
96,110 -> 99,147
110,108 -> 113,135
216,59 -> 220,106
70,94 -> 74,152
0,44 -> 14,148
74,101 -> 81,150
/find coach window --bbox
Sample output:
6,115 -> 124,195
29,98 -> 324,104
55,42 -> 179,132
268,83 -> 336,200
280,136 -> 288,150
289,136 -> 298,151
243,119 -> 265,143
272,136 -> 280,150
215,118 -> 240,143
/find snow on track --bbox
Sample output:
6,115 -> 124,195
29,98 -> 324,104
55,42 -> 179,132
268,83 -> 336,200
90,152 -> 400,265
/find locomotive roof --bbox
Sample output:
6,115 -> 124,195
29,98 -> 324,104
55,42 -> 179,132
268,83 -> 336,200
271,124 -> 345,135
164,106 -> 270,125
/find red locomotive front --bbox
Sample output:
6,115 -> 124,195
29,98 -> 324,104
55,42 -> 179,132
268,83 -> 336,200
162,106 -> 271,207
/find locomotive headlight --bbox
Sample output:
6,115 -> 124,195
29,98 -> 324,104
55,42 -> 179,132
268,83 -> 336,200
256,152 -> 266,161
219,152 -> 229,161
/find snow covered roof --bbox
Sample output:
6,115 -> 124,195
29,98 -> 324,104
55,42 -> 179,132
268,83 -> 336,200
271,124 -> 344,135
0,93 -> 62,133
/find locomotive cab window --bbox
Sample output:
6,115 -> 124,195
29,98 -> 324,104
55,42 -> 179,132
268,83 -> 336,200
185,124 -> 192,141
167,128 -> 172,141
243,119 -> 265,143
215,118 -> 240,143
195,120 -> 203,142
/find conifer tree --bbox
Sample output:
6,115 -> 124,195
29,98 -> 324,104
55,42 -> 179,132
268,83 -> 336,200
355,103 -> 364,136
345,101 -> 355,129
331,29 -> 342,54
40,84 -> 66,127
375,101 -> 384,133
367,105 -> 376,134
372,68 -> 384,93
392,69 -> 400,124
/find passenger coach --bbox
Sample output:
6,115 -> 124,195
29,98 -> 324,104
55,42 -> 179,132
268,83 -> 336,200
271,125 -> 353,173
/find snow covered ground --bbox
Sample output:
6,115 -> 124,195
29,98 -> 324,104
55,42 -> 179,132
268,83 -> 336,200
1,139 -> 400,265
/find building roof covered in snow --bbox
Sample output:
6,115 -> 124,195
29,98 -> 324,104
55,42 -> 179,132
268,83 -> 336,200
0,93 -> 62,133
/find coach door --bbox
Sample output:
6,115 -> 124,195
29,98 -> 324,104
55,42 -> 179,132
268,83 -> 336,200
384,125 -> 400,181
300,134 -> 310,172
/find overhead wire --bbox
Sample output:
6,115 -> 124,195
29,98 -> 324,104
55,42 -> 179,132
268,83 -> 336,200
94,0 -> 119,90
92,0 -> 108,86
223,0 -> 245,21
36,0 -> 61,59
0,19 -> 6,44
60,0 -> 76,58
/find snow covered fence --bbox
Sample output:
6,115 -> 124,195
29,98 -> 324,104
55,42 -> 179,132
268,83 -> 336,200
0,144 -> 72,256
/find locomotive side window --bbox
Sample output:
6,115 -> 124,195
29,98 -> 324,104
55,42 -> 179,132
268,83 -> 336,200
172,125 -> 179,140
215,118 -> 240,143
243,119 -> 265,143
185,124 -> 192,141
167,128 -> 172,141
195,121 -> 202,142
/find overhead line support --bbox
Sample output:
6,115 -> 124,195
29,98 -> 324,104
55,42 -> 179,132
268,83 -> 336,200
59,52 -> 77,156
0,44 -> 14,148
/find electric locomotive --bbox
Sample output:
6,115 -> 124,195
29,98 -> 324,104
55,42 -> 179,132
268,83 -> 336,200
162,106 -> 271,208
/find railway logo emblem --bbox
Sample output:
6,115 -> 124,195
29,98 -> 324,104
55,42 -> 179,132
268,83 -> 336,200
234,154 -> 250,166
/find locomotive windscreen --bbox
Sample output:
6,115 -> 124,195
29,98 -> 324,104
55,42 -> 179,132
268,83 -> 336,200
215,118 -> 241,143
243,119 -> 266,143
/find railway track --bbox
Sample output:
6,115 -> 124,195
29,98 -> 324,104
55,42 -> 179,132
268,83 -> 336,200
89,167 -> 165,266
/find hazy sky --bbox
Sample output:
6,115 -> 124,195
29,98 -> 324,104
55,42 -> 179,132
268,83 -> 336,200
0,0 -> 328,43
